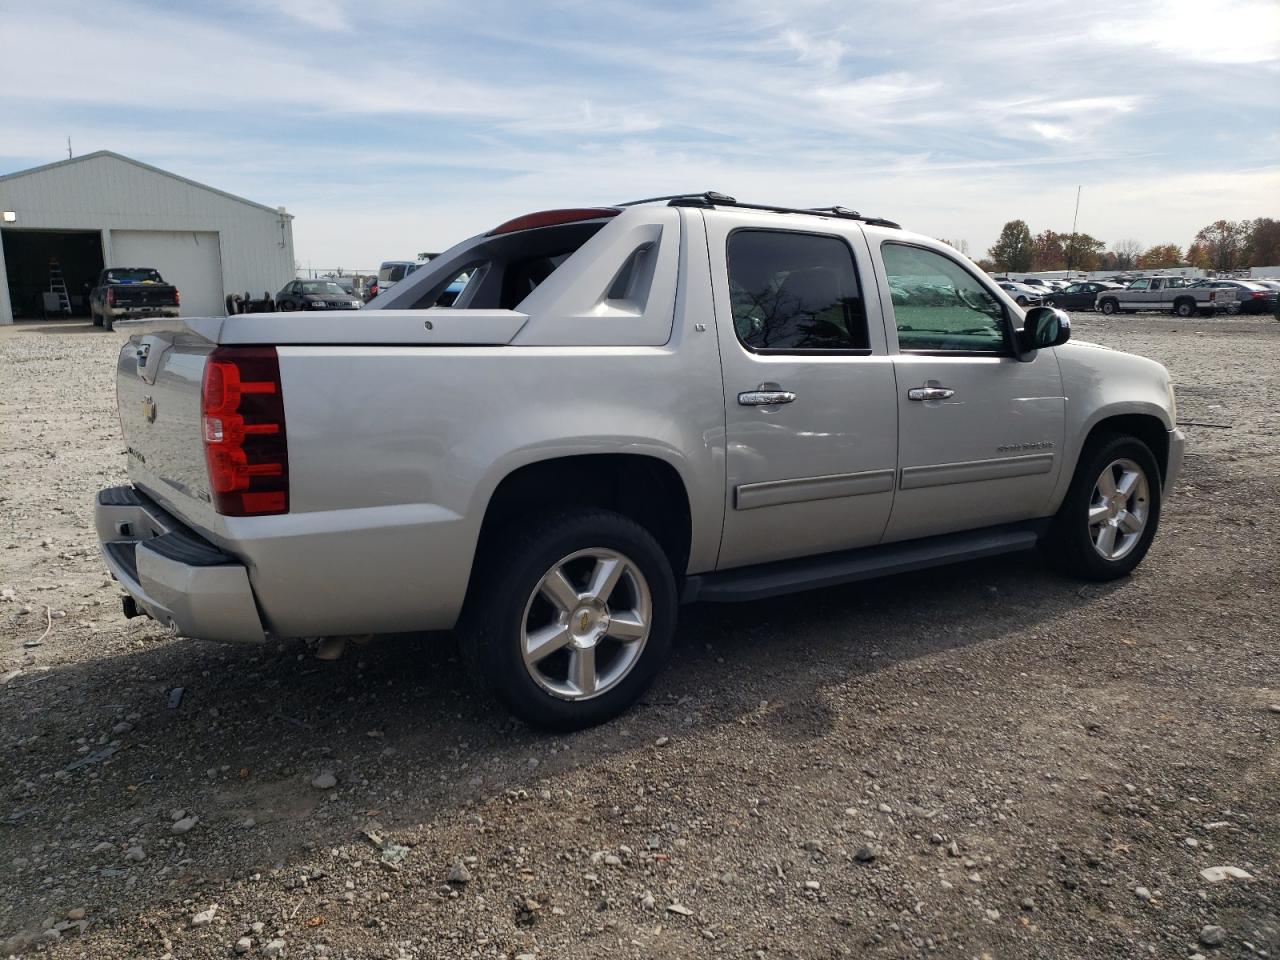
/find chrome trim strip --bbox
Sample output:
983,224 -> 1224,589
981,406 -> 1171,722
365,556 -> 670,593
899,453 -> 1054,490
735,468 -> 896,511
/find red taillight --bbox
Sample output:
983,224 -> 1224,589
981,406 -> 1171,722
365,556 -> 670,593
106,288 -> 116,306
1251,291 -> 1265,299
486,207 -> 620,236
201,347 -> 288,516
175,289 -> 181,306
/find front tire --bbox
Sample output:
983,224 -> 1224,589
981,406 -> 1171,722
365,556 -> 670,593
461,509 -> 677,730
1099,298 -> 1119,315
1042,434 -> 1162,581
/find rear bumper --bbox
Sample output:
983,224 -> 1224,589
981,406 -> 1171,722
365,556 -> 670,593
108,306 -> 180,319
95,486 -> 265,643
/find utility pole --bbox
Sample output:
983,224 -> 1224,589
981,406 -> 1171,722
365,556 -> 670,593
67,137 -> 73,159
1066,185 -> 1081,275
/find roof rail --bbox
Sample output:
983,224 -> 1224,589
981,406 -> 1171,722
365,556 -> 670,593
616,191 -> 899,228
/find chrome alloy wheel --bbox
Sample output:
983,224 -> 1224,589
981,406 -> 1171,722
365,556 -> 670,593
520,549 -> 652,701
1088,458 -> 1150,561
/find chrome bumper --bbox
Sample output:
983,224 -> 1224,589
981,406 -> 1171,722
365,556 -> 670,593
95,486 -> 265,643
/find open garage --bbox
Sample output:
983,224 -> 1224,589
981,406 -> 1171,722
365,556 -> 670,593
0,151 -> 294,324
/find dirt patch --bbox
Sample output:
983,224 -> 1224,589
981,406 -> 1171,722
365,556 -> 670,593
1,314 -> 1277,958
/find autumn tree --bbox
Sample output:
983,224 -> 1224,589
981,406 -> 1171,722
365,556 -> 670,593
1194,220 -> 1251,271
1030,230 -> 1065,271
987,220 -> 1033,272
1137,244 -> 1184,269
1185,243 -> 1212,270
1111,238 -> 1142,271
1063,232 -> 1106,272
1247,218 -> 1280,266
1097,251 -> 1119,272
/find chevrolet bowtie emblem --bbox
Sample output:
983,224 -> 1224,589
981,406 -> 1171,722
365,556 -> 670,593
141,396 -> 156,422
578,612 -> 590,632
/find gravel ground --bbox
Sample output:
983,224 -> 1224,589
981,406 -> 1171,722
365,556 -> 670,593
1,314 -> 1277,960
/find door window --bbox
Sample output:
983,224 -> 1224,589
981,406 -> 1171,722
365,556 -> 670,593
1129,279 -> 1150,290
881,243 -> 1007,352
726,231 -> 869,352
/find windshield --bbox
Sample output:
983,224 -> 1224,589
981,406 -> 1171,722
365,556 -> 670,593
301,281 -> 347,296
106,268 -> 163,284
379,264 -> 409,282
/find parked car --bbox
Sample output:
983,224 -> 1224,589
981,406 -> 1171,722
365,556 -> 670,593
1046,281 -> 1124,311
275,279 -> 364,311
1189,279 -> 1280,315
96,193 -> 1182,729
1097,277 -> 1229,317
369,260 -> 429,300
89,267 -> 180,331
997,281 -> 1044,306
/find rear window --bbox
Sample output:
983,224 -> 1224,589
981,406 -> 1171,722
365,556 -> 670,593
106,269 -> 163,284
379,264 -> 408,282
383,219 -> 610,311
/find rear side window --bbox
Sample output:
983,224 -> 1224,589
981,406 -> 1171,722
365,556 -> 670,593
727,230 -> 869,352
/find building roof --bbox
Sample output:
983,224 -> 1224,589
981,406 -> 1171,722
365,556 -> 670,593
0,150 -> 292,219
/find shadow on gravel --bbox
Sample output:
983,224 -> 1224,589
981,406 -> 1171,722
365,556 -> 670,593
0,548 -> 1124,933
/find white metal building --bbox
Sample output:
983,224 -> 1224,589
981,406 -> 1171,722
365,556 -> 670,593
0,151 -> 294,324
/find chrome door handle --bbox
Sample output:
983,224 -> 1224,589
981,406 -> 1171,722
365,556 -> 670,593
907,386 -> 955,401
738,389 -> 796,406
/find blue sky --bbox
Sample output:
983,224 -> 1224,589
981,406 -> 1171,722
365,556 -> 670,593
1,0 -> 1277,270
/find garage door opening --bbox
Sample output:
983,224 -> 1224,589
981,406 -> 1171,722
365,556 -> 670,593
1,229 -> 104,320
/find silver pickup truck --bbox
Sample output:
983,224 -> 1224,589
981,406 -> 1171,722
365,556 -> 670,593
1097,276 -> 1229,317
97,193 -> 1184,728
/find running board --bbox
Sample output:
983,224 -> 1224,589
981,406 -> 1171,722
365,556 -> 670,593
682,522 -> 1046,604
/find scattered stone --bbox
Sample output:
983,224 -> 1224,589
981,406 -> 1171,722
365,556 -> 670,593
111,721 -> 133,735
1268,704 -> 1280,714
447,863 -> 471,885
877,803 -> 893,814
167,687 -> 185,710
985,908 -> 1001,921
234,937 -> 252,955
667,903 -> 694,916
1199,925 -> 1227,947
251,922 -> 265,935
854,845 -> 878,863
640,893 -> 656,910
92,842 -> 115,855
655,736 -> 669,746
311,772 -> 337,790
123,845 -> 145,862
191,905 -> 217,927
803,880 -> 820,890
1134,886 -> 1152,901
263,939 -> 286,957
171,816 -> 198,835
1199,866 -> 1253,883
66,908 -> 86,922
1184,837 -> 1200,848
947,841 -> 961,858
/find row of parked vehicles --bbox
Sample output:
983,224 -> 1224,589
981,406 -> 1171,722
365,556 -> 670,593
993,275 -> 1280,316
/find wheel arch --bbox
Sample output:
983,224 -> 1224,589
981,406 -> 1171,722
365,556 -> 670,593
1080,411 -> 1172,482
475,453 -> 695,578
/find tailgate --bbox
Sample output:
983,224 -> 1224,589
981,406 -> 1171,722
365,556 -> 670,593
115,322 -> 218,528
113,284 -> 177,306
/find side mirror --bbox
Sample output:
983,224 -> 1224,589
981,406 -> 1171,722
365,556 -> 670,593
1017,306 -> 1070,359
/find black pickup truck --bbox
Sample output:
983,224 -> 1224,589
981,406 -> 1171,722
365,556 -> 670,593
89,268 -> 180,330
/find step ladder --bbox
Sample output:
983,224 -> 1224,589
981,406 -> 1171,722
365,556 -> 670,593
48,259 -> 71,315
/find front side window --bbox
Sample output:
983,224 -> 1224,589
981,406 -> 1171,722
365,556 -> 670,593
1129,279 -> 1150,290
726,231 -> 869,352
882,243 -> 1006,353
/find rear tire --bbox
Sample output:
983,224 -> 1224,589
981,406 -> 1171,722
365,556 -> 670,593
1041,434 -> 1162,581
1174,299 -> 1196,318
90,309 -> 102,327
102,313 -> 114,332
460,508 -> 677,730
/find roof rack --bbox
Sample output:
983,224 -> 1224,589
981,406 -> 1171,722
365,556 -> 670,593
615,191 -> 900,229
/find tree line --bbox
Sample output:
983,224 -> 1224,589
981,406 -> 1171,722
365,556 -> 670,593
974,218 -> 1279,274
